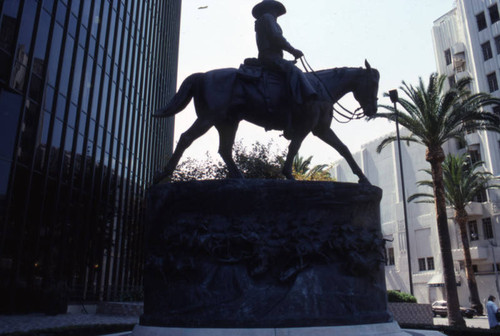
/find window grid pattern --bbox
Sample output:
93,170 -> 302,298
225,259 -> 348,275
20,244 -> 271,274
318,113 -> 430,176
483,218 -> 494,240
0,0 -> 181,311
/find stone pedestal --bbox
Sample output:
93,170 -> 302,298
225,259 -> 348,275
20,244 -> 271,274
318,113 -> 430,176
141,179 -> 391,331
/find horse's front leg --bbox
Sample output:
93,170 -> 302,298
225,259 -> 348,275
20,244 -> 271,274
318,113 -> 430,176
314,127 -> 370,185
282,134 -> 307,180
216,122 -> 244,179
154,118 -> 212,183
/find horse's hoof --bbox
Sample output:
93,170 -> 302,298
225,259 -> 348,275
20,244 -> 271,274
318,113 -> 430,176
358,177 -> 371,185
228,172 -> 244,179
153,171 -> 171,184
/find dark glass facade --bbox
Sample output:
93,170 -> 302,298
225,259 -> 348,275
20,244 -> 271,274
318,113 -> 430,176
0,0 -> 180,312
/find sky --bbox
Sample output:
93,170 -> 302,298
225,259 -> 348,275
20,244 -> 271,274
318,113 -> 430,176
172,0 -> 455,166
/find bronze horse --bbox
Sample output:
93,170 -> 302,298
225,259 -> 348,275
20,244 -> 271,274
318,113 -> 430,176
153,60 -> 379,183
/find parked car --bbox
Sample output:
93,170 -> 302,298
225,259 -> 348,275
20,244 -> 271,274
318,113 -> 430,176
431,300 -> 476,318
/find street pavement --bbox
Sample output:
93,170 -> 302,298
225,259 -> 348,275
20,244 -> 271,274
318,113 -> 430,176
0,312 -> 138,335
0,313 -> 492,335
433,315 -> 490,329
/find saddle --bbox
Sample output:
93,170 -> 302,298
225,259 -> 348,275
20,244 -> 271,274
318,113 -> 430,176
237,58 -> 264,80
236,58 -> 291,132
237,58 -> 289,105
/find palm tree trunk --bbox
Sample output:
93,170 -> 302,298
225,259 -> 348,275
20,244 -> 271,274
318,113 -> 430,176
456,208 -> 483,315
427,148 -> 466,327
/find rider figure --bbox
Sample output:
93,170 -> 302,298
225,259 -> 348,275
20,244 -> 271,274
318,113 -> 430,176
252,0 -> 318,137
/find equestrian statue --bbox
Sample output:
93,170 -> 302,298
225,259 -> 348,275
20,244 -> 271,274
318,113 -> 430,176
153,0 -> 380,184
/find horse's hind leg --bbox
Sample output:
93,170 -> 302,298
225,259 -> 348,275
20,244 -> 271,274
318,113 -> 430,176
216,122 -> 243,178
314,127 -> 370,184
282,133 -> 307,180
154,118 -> 212,183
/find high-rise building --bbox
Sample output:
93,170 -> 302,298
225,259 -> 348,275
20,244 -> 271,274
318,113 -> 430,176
332,0 -> 500,306
0,0 -> 180,313
433,0 -> 500,176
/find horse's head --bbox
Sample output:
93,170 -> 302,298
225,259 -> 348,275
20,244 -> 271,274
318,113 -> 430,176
353,60 -> 380,118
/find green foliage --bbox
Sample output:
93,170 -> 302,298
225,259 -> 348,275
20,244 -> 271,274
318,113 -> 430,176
387,290 -> 417,303
291,154 -> 335,181
171,141 -> 334,181
232,141 -> 285,179
376,74 -> 500,154
409,153 -> 500,207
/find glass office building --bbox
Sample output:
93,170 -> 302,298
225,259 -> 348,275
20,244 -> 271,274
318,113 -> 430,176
0,0 -> 180,312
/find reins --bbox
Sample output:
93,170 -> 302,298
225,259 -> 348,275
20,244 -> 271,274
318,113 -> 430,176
299,56 -> 365,123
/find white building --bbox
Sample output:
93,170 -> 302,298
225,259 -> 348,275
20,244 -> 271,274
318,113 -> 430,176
331,0 -> 500,307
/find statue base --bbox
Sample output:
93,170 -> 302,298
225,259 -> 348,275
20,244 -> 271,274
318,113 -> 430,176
142,180 -> 390,328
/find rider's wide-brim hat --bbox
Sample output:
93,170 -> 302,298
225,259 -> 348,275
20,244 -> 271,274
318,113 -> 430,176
252,0 -> 286,18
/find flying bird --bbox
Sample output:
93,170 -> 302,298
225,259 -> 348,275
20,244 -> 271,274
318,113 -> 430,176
198,6 -> 208,9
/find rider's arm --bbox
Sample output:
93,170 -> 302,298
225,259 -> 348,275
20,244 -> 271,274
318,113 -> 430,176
261,13 -> 302,58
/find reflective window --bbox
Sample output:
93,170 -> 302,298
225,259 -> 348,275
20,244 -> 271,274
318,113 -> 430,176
11,48 -> 28,91
107,7 -> 116,55
68,13 -> 77,38
81,1 -> 91,28
76,133 -> 84,155
56,1 -> 67,26
44,85 -> 55,111
97,125 -> 104,145
99,1 -> 110,47
88,118 -> 96,140
71,47 -> 84,104
71,0 -> 81,16
0,4 -> 25,86
91,66 -> 102,119
107,85 -> 115,128
52,118 -> 63,148
88,36 -> 96,57
59,36 -> 75,96
0,159 -> 12,196
41,111 -> 51,145
68,103 -> 77,128
47,24 -> 63,86
91,0 -> 102,38
100,75 -> 109,124
56,94 -> 66,121
19,101 -> 41,165
78,25 -> 88,48
43,0 -> 54,13
29,60 -> 44,102
17,1 -> 37,54
78,111 -> 88,135
0,49 -> 11,82
3,0 -> 20,19
65,127 -> 74,151
0,91 -> 22,160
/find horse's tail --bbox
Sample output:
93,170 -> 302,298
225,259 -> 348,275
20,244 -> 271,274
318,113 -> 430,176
153,73 -> 202,118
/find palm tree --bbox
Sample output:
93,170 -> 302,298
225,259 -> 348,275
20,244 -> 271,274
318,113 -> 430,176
409,153 -> 499,316
291,154 -> 333,181
376,74 -> 500,326
292,154 -> 313,175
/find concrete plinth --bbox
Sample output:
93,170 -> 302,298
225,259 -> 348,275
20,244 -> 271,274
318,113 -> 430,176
132,322 -> 444,335
144,180 -> 390,328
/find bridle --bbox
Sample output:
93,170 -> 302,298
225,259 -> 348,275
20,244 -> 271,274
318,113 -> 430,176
299,56 -> 368,124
